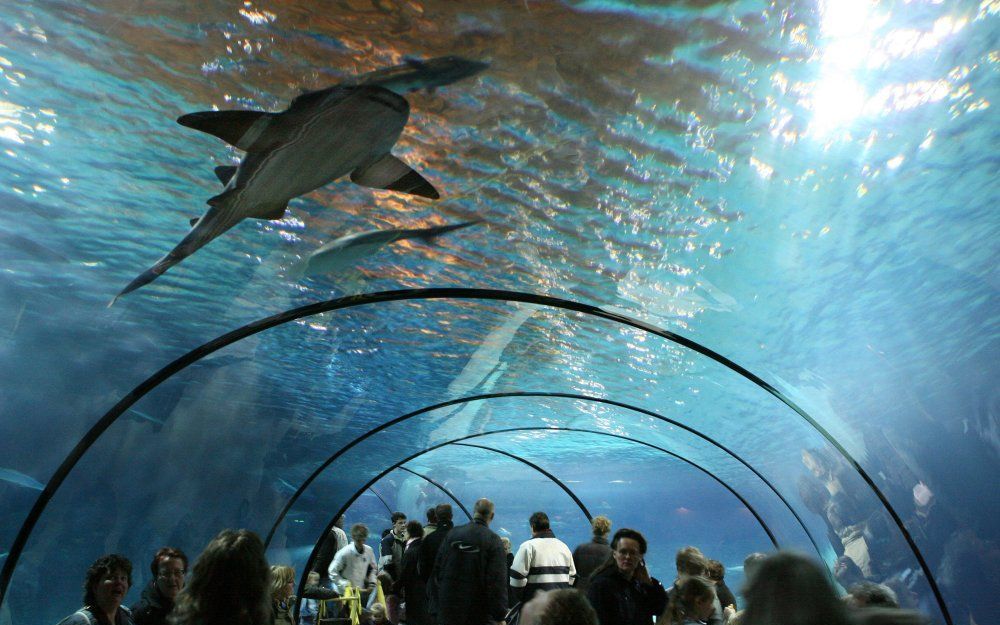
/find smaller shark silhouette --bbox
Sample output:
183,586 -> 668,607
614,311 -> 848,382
291,220 -> 481,279
355,56 -> 490,94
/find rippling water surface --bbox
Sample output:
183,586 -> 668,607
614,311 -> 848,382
0,1 -> 996,623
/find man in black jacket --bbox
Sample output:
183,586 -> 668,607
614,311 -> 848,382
419,502 -> 454,620
430,498 -> 508,625
131,547 -> 187,625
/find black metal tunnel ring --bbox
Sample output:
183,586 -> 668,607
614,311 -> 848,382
0,288 -> 951,625
450,442 -> 594,522
265,392 -> 815,556
295,425 -> 786,605
396,467 -> 473,522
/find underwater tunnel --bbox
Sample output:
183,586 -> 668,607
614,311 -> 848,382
0,2 -> 997,625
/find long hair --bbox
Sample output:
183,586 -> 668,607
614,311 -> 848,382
169,529 -> 270,625
590,528 -> 648,579
270,565 -> 295,602
741,551 -> 852,625
661,576 -> 714,624
83,554 -> 132,607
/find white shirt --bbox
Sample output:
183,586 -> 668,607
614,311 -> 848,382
329,542 -> 377,594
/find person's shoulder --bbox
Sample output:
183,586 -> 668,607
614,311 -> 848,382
56,610 -> 94,625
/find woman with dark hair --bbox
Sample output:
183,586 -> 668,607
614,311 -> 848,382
57,554 -> 136,625
659,576 -> 716,625
740,551 -> 852,625
396,520 -> 428,625
584,528 -> 667,625
131,547 -> 188,625
168,529 -> 271,625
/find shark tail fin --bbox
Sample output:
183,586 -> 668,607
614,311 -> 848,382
110,263 -> 168,306
415,220 -> 483,243
351,154 -> 439,199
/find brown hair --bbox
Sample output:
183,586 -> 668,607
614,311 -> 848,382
675,546 -> 708,576
150,547 -> 188,578
536,588 -> 598,625
169,529 -> 270,625
661,576 -> 715,625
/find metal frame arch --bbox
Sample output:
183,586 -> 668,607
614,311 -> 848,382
264,392 -> 813,554
451,442 -> 593,522
0,288 -> 951,625
295,425 -> 785,604
396,466 -> 473,522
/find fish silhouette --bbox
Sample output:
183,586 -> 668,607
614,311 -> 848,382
291,220 -> 481,279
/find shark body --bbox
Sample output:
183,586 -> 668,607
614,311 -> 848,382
115,86 -> 426,301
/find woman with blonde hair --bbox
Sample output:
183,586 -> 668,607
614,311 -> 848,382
270,565 -> 296,625
572,515 -> 613,595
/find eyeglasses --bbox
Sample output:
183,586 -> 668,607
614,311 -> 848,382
158,570 -> 186,579
615,549 -> 642,558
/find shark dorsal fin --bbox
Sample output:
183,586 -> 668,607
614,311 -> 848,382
177,110 -> 272,151
350,154 -> 439,199
214,166 -> 238,185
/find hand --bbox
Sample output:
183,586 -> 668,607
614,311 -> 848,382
724,605 -> 736,621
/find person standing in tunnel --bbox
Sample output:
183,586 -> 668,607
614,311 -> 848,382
573,515 -> 613,595
131,547 -> 188,625
313,516 -> 348,587
330,523 -> 377,596
424,506 -> 438,537
667,547 -> 723,625
585,528 -> 667,625
396,520 -> 429,625
380,511 -> 408,581
509,511 -> 576,604
419,503 -> 454,621
430,498 -> 508,625
57,554 -> 137,625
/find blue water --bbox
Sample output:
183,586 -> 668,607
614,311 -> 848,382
0,1 -> 997,624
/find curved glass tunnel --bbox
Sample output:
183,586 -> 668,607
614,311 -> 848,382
0,1 -> 997,625
0,294 -> 973,625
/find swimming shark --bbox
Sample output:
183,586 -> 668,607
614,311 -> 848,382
113,57 -> 487,302
290,220 -> 481,279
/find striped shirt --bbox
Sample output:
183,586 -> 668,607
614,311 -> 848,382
509,530 -> 576,602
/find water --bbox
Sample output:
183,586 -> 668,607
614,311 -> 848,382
0,1 -> 997,624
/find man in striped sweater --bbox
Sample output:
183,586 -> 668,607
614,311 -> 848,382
509,511 -> 577,605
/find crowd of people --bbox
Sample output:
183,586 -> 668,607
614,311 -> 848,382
57,500 -> 933,625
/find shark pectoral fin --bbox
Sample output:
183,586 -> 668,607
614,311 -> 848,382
214,166 -> 238,185
351,154 -> 440,199
177,110 -> 272,151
